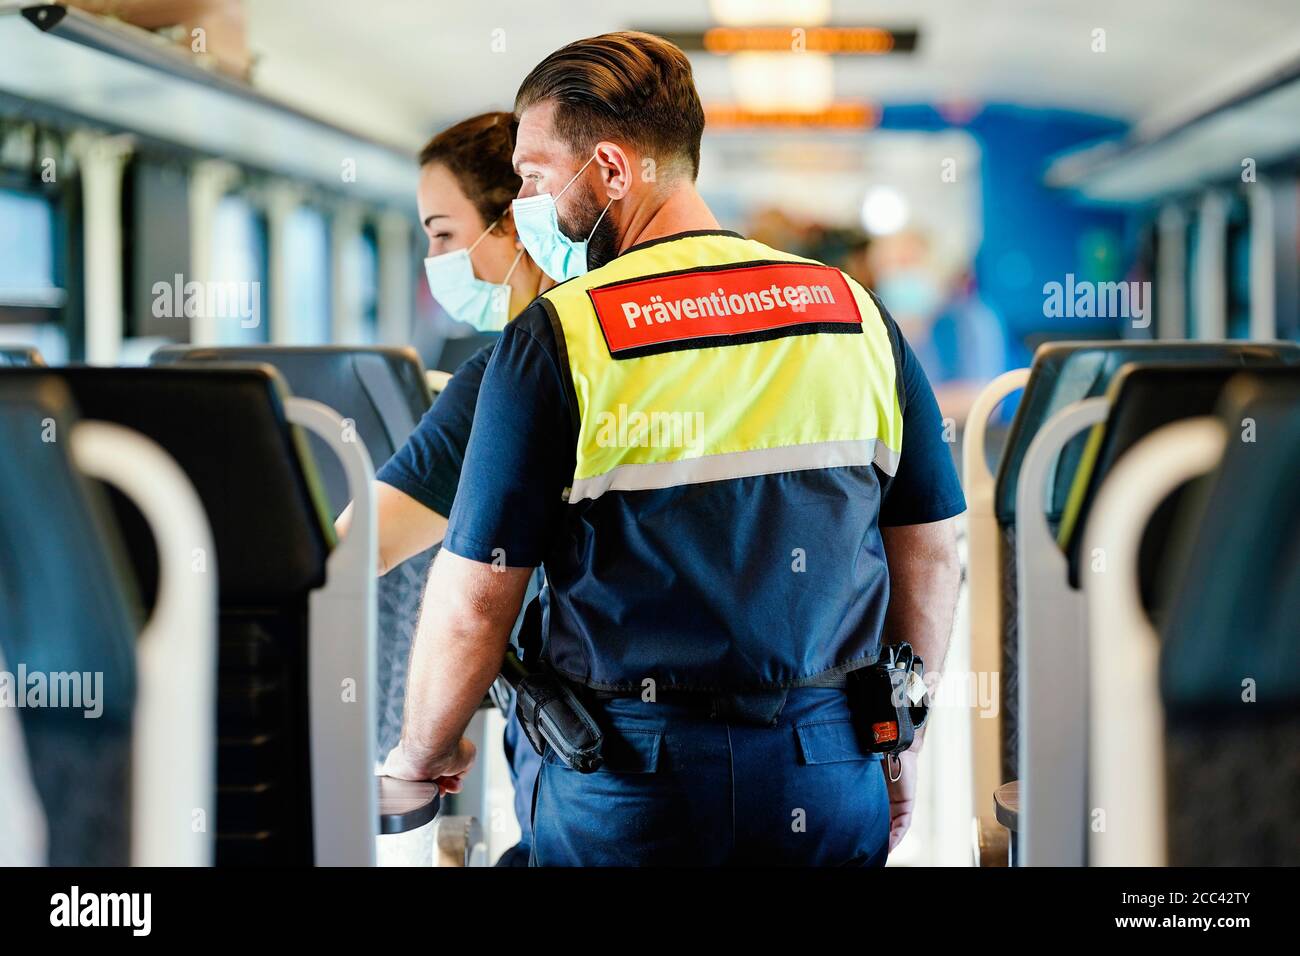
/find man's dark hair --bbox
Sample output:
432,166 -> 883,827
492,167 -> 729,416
515,31 -> 705,180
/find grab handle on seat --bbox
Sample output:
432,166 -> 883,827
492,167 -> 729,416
1084,417 -> 1226,867
1015,397 -> 1109,867
285,397 -> 378,866
961,368 -> 1029,864
71,421 -> 218,867
962,368 -> 1031,511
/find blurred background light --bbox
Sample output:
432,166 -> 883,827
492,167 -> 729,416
729,52 -> 835,113
861,185 -> 910,235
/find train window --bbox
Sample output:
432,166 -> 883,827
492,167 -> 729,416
358,223 -> 379,343
337,221 -> 379,344
211,194 -> 270,345
1127,220 -> 1158,341
0,185 -> 68,362
1225,192 -> 1251,339
1183,213 -> 1200,339
283,206 -> 331,344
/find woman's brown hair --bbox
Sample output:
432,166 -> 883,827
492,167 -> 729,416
417,111 -> 520,228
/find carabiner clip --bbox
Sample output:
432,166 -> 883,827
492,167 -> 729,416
887,752 -> 903,783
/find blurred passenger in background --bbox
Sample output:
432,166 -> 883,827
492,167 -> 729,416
926,269 -> 1009,419
835,229 -> 876,291
748,215 -> 1007,421
870,231 -> 1006,422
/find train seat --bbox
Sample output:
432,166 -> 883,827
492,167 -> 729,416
0,375 -> 216,866
1017,360 -> 1300,865
964,339 -> 1298,863
433,332 -> 497,374
152,344 -> 435,757
151,345 -> 432,515
1084,374 -> 1300,865
1004,343 -> 1296,753
1060,363 -> 1300,598
1158,376 -> 1300,866
0,365 -> 383,865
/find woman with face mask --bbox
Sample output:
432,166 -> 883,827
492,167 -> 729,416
335,112 -> 546,866
418,115 -> 548,331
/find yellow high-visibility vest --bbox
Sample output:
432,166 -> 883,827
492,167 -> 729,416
540,232 -> 904,503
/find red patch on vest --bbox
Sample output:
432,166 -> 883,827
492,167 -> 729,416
587,261 -> 862,359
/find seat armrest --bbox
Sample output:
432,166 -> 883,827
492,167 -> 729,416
378,777 -> 441,835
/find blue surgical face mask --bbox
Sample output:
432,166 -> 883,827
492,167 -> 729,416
512,151 -> 614,283
877,271 -> 942,320
423,216 -> 524,331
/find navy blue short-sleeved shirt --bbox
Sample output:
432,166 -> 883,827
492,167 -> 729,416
376,346 -> 493,517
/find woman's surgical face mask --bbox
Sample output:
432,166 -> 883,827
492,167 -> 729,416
423,216 -> 523,332
512,151 -> 614,283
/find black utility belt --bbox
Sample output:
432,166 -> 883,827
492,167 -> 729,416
587,673 -> 849,700
494,645 -> 930,776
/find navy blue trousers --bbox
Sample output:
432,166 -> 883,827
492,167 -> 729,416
494,691 -> 543,866
530,687 -> 891,866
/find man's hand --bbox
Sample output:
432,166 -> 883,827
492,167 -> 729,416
381,737 -> 477,796
877,517 -> 960,854
884,749 -> 919,851
396,552 -> 532,793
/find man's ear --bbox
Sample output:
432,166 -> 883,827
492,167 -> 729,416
593,141 -> 634,200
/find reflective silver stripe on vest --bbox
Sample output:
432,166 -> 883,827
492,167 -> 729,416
567,438 -> 900,503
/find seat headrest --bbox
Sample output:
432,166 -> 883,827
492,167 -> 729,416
993,340 -> 1300,525
434,333 -> 499,374
0,366 -> 334,605
1161,375 -> 1300,712
1059,363 -> 1300,590
152,345 -> 432,514
0,377 -> 137,722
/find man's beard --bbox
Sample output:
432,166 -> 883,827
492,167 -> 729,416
558,180 -> 619,272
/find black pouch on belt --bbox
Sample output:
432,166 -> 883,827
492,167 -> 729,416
509,654 -> 604,773
847,642 -> 930,758
498,595 -> 604,773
